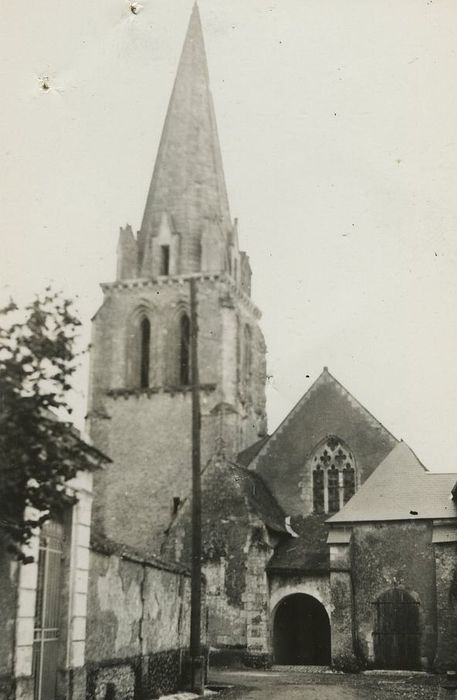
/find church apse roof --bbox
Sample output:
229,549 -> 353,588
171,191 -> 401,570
164,455 -> 289,544
328,441 -> 457,524
230,463 -> 289,534
267,513 -> 330,574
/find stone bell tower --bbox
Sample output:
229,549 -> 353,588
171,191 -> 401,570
87,4 -> 267,555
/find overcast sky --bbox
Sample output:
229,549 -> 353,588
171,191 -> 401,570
1,0 -> 457,471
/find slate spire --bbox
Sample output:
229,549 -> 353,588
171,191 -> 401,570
139,3 -> 232,275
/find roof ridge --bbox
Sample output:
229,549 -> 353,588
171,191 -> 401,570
249,369 -> 329,470
324,368 -> 398,443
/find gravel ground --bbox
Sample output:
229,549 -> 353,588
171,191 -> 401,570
208,668 -> 442,700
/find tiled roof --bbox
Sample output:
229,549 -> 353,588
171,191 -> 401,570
237,435 -> 270,467
267,513 -> 330,573
328,441 -> 457,524
231,464 -> 288,534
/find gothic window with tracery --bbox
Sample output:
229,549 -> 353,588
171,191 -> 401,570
327,465 -> 339,513
313,466 -> 324,513
140,317 -> 151,388
343,464 -> 356,504
311,436 -> 357,514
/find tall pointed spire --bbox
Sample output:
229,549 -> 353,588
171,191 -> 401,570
139,3 -> 232,275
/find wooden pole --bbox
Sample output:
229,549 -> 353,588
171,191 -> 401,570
189,277 -> 202,690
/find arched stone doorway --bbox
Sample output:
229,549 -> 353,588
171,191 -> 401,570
273,593 -> 331,665
373,588 -> 421,670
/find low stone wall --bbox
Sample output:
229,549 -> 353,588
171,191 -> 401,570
85,649 -> 184,700
85,538 -> 206,699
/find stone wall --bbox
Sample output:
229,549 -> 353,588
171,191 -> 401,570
163,455 -> 278,664
244,541 -> 272,663
328,540 -> 354,662
85,542 -> 203,699
351,521 -> 437,669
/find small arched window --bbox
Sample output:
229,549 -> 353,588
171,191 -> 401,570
243,325 -> 252,383
140,317 -> 151,388
180,314 -> 190,386
311,436 -> 357,514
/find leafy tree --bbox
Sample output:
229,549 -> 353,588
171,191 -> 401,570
0,288 -> 98,560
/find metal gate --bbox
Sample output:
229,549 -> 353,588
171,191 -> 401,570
373,588 -> 420,670
32,519 -> 65,700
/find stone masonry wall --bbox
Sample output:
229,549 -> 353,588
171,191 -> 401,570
163,457 -> 274,659
85,545 -> 202,699
244,539 -> 272,662
328,542 -> 354,662
351,521 -> 437,669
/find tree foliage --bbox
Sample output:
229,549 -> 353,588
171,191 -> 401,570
0,289 -> 97,560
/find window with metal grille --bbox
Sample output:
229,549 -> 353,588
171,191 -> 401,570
32,518 -> 65,700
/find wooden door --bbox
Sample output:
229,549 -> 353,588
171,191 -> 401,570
373,588 -> 420,670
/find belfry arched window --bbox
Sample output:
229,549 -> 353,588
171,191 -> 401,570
139,317 -> 151,388
243,324 -> 252,383
180,314 -> 190,386
311,436 -> 356,514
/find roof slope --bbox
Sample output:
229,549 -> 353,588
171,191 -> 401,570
164,456 -> 287,539
237,435 -> 270,467
233,463 -> 287,533
328,441 -> 457,524
268,514 -> 329,573
139,4 -> 231,269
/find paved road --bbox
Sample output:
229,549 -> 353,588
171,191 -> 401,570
208,668 -> 441,700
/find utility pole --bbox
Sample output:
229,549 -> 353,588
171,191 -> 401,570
189,277 -> 203,693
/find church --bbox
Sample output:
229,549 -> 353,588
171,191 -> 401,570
87,4 -> 457,674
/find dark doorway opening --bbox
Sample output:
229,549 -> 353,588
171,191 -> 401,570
273,593 -> 331,665
373,588 -> 421,670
